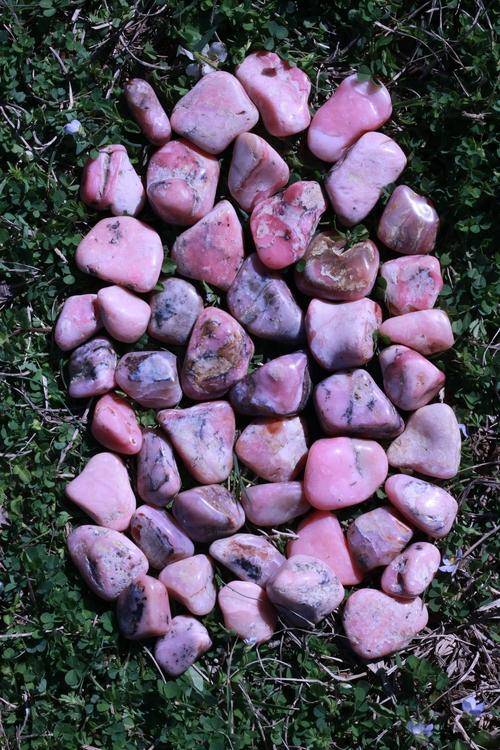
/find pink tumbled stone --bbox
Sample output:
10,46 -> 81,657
148,277 -> 203,345
343,588 -> 428,659
380,255 -> 443,315
157,401 -> 235,484
91,393 -> 142,455
172,200 -> 244,290
378,185 -> 439,255
97,286 -> 150,343
385,474 -> 458,538
250,181 -> 326,270
235,417 -> 308,482
380,345 -> 445,411
159,555 -> 216,616
236,51 -> 311,137
306,298 -> 381,371
171,71 -> 258,154
130,504 -> 194,569
381,542 -> 441,598
54,294 -> 102,351
228,132 -> 289,211
136,429 -> 181,506
218,581 -> 277,645
124,78 -> 171,146
347,506 -> 413,571
379,309 -> 454,355
172,485 -> 245,543
210,534 -> 285,587
68,337 -> 116,399
155,616 -> 212,676
81,144 -> 145,217
242,482 -> 309,527
116,574 -> 171,640
325,132 -> 406,226
387,403 -> 461,479
115,350 -> 181,409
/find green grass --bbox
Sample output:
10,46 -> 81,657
0,1 -> 498,748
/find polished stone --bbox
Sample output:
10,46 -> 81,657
210,533 -> 285,587
154,616 -> 212,676
148,277 -> 203,345
80,144 -> 145,216
115,350 -> 181,409
241,482 -> 309,527
68,337 -> 116,399
136,429 -> 181,506
159,555 -> 216,616
380,255 -> 443,315
378,185 -> 439,255
235,416 -> 308,482
346,506 -> 413,571
124,78 -> 171,146
91,393 -> 142,455
385,474 -> 458,538
97,285 -> 150,343
54,294 -> 102,352
381,542 -> 441,598
228,132 -> 289,211
379,345 -> 445,411
378,309 -> 454,355
218,581 -> 276,645
130,504 -> 194,569
116,574 -> 171,639
172,485 -> 245,543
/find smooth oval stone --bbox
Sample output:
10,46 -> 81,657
306,298 -> 381,371
314,369 -> 404,439
181,307 -> 254,400
218,581 -> 277,645
308,73 -> 392,163
380,345 -> 445,411
230,352 -> 311,417
157,401 -> 235,484
159,555 -> 216,616
80,144 -> 145,217
242,482 -> 309,527
227,253 -> 304,344
304,437 -> 388,510
54,294 -> 102,351
380,255 -> 443,315
379,309 -> 454,356
228,132 -> 289,211
154,616 -> 212,676
325,132 -> 406,226
148,277 -> 203,345
136,429 -> 181,506
115,350 -> 181,409
97,285 -> 151,343
172,485 -> 245,543
75,217 -> 163,293
146,139 -> 220,225
347,506 -> 413,571
236,51 -> 311,137
342,588 -> 428,659
209,534 -> 285,587
172,200 -> 244,291
295,233 -> 380,302
250,181 -> 326,270
67,525 -> 148,601
116,574 -> 171,640
171,71 -> 258,154
287,510 -> 363,586
68,337 -> 117,399
130,505 -> 194,569
378,185 -> 439,255
91,393 -> 142,455
235,417 -> 308,482
385,474 -> 458,538
124,78 -> 171,146
381,542 -> 441,598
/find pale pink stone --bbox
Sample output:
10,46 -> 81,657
304,437 -> 388,510
54,294 -> 102,351
147,139 -> 220,225
76,217 -> 163,293
379,345 -> 445,411
242,482 -> 309,527
80,144 -> 145,216
325,132 -> 406,226
381,542 -> 441,598
378,309 -> 454,355
124,78 -> 171,146
380,255 -> 443,315
136,429 -> 181,506
130,504 -> 194,569
347,506 -> 413,571
235,417 -> 308,482
172,485 -> 245,543
171,71 -> 258,154
287,511 -> 363,586
68,337 -> 116,399
91,393 -> 142,455
236,51 -> 311,137
250,181 -> 326,270
314,369 -> 403,438
148,277 -> 203,345
387,403 -> 461,479
115,350 -> 181,409
116,574 -> 171,639
209,534 -> 285,587
157,401 -> 235,484
218,581 -> 276,645
378,185 -> 439,255
343,588 -> 428,659
97,286 -> 151,343
67,525 -> 148,601
159,555 -> 216,616
385,474 -> 458,538
306,298 -> 382,371
228,132 -> 289,211
155,616 -> 211,676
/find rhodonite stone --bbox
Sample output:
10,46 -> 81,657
308,73 -> 392,163
81,144 -> 145,217
67,525 -> 148,601
227,254 -> 304,344
170,71 -> 258,154
347,506 -> 413,571
146,139 -> 220,225
381,542 -> 441,598
378,185 -> 439,255
124,78 -> 171,146
325,132 -> 406,226
379,345 -> 445,411
172,200 -> 244,290
228,132 -> 289,211
75,217 -> 163,293
385,474 -> 458,538
378,309 -> 454,355
343,588 -> 428,659
54,294 -> 102,352
157,401 -> 235,484
250,181 -> 326,270
294,233 -> 379,302
115,350 -> 181,409
387,403 -> 461,478
155,616 -> 212,676
91,393 -> 142,455
230,352 -> 311,417
130,505 -> 194,569
241,482 -> 309,527
159,555 -> 216,616
380,255 -> 443,315
209,534 -> 285,587
97,286 -> 151,343
314,369 -> 404,438
116,574 -> 171,640
148,277 -> 203,345
236,51 -> 311,137
235,417 -> 308,482
68,337 -> 117,399
181,307 -> 254,400
306,298 -> 381,371
172,485 -> 245,543
136,430 -> 181,506
218,581 -> 276,645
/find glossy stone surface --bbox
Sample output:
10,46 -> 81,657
116,574 -> 171,640
80,144 -> 145,217
159,554 -> 216,616
136,429 -> 181,506
235,417 -> 308,482
68,337 -> 116,399
124,78 -> 171,146
130,505 -> 194,569
380,345 -> 445,411
347,506 -> 413,571
148,277 -> 203,345
378,309 -> 454,356
241,482 -> 309,527
97,285 -> 150,343
228,132 -> 289,211
154,616 -> 212,676
381,542 -> 441,598
172,485 -> 245,543
378,185 -> 439,255
54,294 -> 102,352
218,581 -> 276,645
115,350 -> 181,409
380,255 -> 443,315
210,534 -> 285,587
385,474 -> 458,538
91,393 -> 142,455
